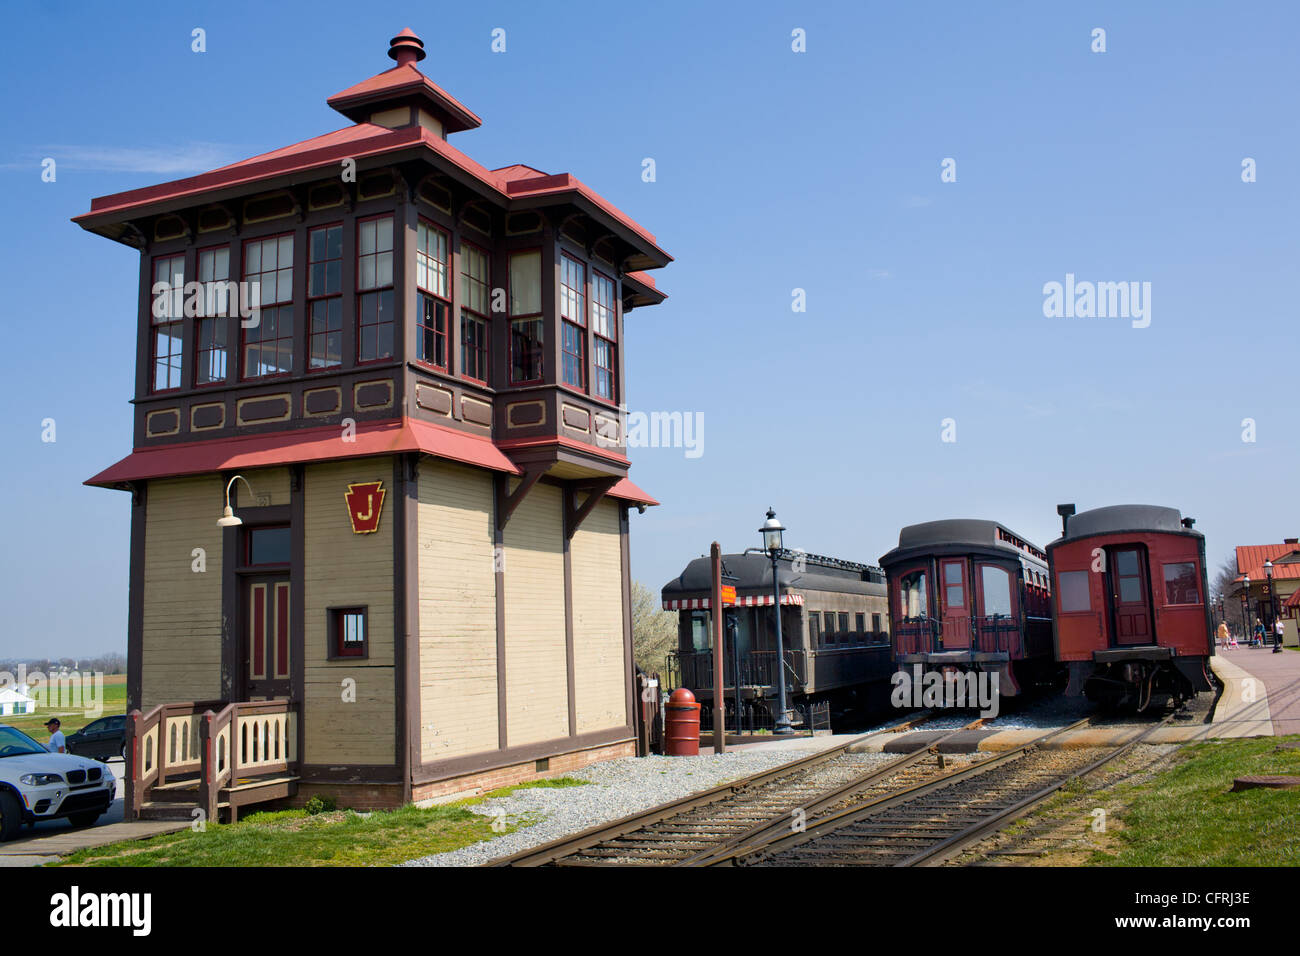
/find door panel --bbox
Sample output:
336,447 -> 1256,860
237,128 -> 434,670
1109,547 -> 1152,645
244,575 -> 292,698
940,559 -> 970,649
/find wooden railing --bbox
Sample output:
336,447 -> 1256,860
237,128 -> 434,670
127,699 -> 297,822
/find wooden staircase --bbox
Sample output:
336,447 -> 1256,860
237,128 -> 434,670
127,700 -> 299,824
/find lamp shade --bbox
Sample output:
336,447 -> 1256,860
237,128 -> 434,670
759,508 -> 784,553
217,505 -> 243,528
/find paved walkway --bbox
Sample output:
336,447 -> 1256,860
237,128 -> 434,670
1217,645 -> 1300,736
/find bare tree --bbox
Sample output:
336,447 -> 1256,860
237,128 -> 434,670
631,580 -> 676,678
1211,552 -> 1248,637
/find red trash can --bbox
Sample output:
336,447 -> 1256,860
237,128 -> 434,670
664,688 -> 701,756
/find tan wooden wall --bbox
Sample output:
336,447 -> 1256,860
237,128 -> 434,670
236,466 -> 291,507
141,476 -> 224,710
416,460 -> 499,761
569,500 -> 627,733
502,481 -> 569,746
302,458 -> 394,765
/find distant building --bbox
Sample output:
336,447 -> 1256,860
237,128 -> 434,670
1234,538 -> 1300,645
0,685 -> 37,717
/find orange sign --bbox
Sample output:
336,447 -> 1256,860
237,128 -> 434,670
720,585 -> 736,605
345,481 -> 386,534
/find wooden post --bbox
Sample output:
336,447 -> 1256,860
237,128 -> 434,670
198,710 -> 218,826
126,708 -> 141,820
710,542 -> 726,754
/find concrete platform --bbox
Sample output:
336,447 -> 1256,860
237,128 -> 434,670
1216,646 -> 1300,736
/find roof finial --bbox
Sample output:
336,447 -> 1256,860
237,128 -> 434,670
388,28 -> 426,66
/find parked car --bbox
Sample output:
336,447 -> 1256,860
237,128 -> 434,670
65,714 -> 128,762
0,725 -> 115,840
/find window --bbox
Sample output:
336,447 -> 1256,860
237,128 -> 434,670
195,246 -> 230,385
592,272 -> 617,400
357,216 -> 394,363
308,224 -> 343,370
242,234 -> 294,378
872,612 -> 883,635
1163,562 -> 1201,605
808,614 -> 821,645
838,612 -> 850,636
856,613 -> 865,634
901,571 -> 928,618
943,560 -> 965,608
151,254 -> 184,392
689,611 -> 709,651
460,241 -> 490,382
330,607 -> 368,659
823,610 -> 835,642
981,565 -> 1013,617
245,526 -> 291,566
416,221 -> 450,369
1114,549 -> 1144,604
510,250 -> 543,383
1057,570 -> 1091,612
560,254 -> 586,388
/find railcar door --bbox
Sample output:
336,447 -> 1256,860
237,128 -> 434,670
1108,546 -> 1153,645
939,559 -> 971,649
974,562 -> 1017,656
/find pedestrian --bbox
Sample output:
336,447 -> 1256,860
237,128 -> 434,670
1217,620 -> 1229,646
44,717 -> 66,754
1275,618 -> 1286,653
1254,620 -> 1266,647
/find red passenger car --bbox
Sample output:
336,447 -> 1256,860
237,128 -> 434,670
1048,504 -> 1214,710
880,520 -> 1056,699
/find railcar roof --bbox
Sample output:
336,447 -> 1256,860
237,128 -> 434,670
879,519 -> 1046,568
1053,504 -> 1200,544
661,551 -> 885,601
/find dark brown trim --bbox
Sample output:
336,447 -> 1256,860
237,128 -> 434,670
620,504 -> 636,728
298,763 -> 403,784
220,477 -> 239,702
126,482 -> 147,713
495,465 -> 545,529
397,452 -> 420,799
493,473 -> 508,750
290,464 -> 305,762
564,476 -> 618,539
562,486 -> 577,738
412,725 -> 634,787
391,455 -> 409,801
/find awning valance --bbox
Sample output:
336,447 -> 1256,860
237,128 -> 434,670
662,594 -> 805,611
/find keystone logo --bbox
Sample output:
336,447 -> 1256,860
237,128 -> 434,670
345,481 -> 386,534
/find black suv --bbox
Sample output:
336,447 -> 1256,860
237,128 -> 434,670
65,714 -> 128,762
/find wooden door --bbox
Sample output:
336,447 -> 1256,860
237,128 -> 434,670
1109,547 -> 1152,645
243,575 -> 292,699
939,559 -> 970,649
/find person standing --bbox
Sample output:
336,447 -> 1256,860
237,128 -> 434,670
1217,620 -> 1230,646
1275,617 -> 1286,653
44,718 -> 65,754
1254,620 -> 1266,647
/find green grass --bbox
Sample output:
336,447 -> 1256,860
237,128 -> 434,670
53,801 -> 514,867
6,673 -> 127,739
1088,735 -> 1300,866
478,776 -> 587,800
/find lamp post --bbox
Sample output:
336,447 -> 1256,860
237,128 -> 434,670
1266,560 -> 1282,653
217,474 -> 255,527
759,508 -> 794,736
1241,575 -> 1251,646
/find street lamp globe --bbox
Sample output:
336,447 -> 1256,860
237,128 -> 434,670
759,508 -> 785,554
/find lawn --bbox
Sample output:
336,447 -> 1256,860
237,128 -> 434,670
1089,735 -> 1300,866
52,776 -> 586,867
6,673 -> 127,740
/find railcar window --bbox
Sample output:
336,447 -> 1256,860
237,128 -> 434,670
1057,570 -> 1091,612
808,614 -> 821,645
981,566 -> 1012,616
823,611 -> 835,643
690,611 -> 709,651
872,612 -> 882,634
901,571 -> 928,618
856,613 -> 865,634
838,612 -> 850,636
1162,563 -> 1201,605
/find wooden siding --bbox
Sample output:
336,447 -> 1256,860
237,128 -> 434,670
570,500 -> 627,733
141,477 -> 224,709
503,482 -> 568,746
416,460 -> 499,761
302,458 -> 395,764
237,466 -> 291,507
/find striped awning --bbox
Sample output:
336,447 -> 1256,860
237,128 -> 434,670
662,594 -> 805,611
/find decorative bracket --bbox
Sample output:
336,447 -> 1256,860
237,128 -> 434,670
495,466 -> 546,531
564,477 -> 619,539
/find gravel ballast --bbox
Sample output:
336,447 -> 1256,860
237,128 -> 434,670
402,745 -> 855,867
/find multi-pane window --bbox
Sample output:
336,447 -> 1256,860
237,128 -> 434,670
195,246 -> 230,386
417,221 -> 450,370
560,254 -> 586,389
151,254 -> 184,392
356,216 -> 394,363
509,250 -> 543,383
308,224 -> 343,370
242,234 -> 294,378
460,241 -> 490,382
592,272 -> 617,400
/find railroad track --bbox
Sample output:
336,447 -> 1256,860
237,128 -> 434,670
715,714 -> 1172,867
489,710 -> 959,867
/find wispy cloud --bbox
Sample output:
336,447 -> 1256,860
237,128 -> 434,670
3,142 -> 248,175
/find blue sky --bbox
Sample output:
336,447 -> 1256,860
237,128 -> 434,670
1,1 -> 1296,657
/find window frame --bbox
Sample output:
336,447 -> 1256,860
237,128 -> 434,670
415,219 -> 451,372
239,231 -> 296,381
559,253 -> 587,390
307,222 -> 344,372
150,253 -> 186,394
508,248 -> 544,385
328,606 -> 369,660
194,244 -> 232,388
591,269 -> 618,403
355,214 -> 395,366
1161,562 -> 1203,607
459,239 -> 491,385
1056,569 -> 1093,614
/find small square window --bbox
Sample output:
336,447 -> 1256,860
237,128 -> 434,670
330,607 -> 368,659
